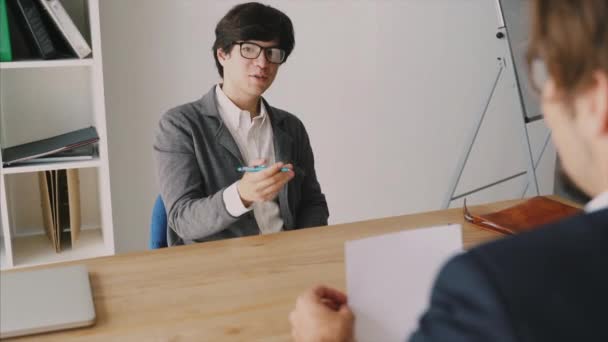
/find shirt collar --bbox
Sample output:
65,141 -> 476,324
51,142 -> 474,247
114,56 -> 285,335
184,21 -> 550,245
585,190 -> 608,213
215,84 -> 267,130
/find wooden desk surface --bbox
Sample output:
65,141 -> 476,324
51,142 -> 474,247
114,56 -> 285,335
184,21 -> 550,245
5,197 -> 576,341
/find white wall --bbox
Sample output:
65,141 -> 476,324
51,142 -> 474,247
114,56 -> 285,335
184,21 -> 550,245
100,0 -> 555,254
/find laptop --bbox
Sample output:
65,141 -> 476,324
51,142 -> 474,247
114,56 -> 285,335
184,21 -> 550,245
0,264 -> 96,338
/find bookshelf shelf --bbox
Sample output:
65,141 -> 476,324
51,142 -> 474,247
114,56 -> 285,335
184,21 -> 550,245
2,158 -> 101,175
11,228 -> 109,269
0,0 -> 113,270
0,58 -> 94,69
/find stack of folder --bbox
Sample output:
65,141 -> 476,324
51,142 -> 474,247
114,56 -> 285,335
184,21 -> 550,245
38,168 -> 81,252
1,126 -> 99,167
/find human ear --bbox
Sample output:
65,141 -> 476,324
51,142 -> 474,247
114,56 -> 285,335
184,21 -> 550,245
589,71 -> 608,135
217,48 -> 230,66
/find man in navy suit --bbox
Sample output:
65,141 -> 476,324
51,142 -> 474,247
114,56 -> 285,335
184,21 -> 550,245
289,0 -> 608,341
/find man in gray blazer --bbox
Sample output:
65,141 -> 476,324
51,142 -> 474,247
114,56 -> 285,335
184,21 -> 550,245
154,3 -> 328,246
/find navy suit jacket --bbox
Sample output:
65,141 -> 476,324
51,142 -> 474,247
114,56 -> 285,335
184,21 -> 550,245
410,208 -> 608,342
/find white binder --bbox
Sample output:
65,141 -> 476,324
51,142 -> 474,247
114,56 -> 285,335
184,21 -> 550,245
39,0 -> 92,58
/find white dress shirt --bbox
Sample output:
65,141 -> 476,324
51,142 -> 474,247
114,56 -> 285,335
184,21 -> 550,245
216,85 -> 284,234
585,190 -> 608,213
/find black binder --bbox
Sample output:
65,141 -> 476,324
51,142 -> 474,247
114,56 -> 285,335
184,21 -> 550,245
9,0 -> 58,59
6,0 -> 74,60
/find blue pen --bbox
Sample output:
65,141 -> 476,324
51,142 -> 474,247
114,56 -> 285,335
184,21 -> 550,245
237,166 -> 291,172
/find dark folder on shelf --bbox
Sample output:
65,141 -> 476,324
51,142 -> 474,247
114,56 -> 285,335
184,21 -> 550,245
5,0 -> 76,60
9,0 -> 59,59
16,144 -> 97,164
2,126 -> 99,166
6,0 -> 37,59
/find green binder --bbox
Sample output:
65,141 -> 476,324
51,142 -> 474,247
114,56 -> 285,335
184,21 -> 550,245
0,0 -> 12,61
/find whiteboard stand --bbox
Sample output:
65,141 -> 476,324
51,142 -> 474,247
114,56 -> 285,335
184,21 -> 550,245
442,55 -> 543,209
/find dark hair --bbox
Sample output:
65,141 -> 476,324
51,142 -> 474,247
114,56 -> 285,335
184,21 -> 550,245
212,2 -> 295,78
527,0 -> 608,100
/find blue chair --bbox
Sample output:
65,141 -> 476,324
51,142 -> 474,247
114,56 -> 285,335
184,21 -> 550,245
150,195 -> 168,249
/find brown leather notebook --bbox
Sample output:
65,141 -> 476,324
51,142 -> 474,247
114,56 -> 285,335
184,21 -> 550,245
463,196 -> 582,235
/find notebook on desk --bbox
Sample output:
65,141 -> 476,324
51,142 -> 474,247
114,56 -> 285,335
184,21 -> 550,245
0,264 -> 96,339
463,196 -> 582,235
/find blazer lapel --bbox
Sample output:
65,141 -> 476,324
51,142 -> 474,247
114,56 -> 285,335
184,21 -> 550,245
216,125 -> 245,166
266,101 -> 294,164
198,86 -> 245,165
267,104 -> 295,229
273,124 -> 293,164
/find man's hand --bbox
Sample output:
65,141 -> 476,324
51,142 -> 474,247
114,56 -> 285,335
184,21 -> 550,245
289,285 -> 355,342
237,159 -> 294,207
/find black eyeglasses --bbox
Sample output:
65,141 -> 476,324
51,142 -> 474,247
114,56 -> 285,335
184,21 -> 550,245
233,41 -> 286,64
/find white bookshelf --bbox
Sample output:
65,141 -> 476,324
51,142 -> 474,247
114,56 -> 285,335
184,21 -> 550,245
0,236 -> 6,270
2,158 -> 101,175
0,0 -> 113,270
11,228 -> 108,269
0,58 -> 94,69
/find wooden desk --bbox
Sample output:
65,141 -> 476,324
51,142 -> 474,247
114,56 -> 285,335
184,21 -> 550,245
5,198 -> 573,341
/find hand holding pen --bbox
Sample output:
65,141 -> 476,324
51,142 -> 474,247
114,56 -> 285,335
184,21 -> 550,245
237,159 -> 295,207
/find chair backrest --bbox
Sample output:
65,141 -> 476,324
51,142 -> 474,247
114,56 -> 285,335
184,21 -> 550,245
150,195 -> 168,249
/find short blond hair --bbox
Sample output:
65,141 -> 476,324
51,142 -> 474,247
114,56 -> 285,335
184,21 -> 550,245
527,0 -> 608,98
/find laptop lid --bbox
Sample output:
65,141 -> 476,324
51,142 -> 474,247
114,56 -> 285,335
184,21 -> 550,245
0,264 -> 96,338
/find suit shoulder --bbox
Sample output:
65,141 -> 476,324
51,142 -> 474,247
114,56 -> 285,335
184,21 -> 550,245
160,100 -> 202,123
270,106 -> 306,128
433,253 -> 488,294
462,209 -> 608,342
411,253 -> 516,342
471,209 -> 607,263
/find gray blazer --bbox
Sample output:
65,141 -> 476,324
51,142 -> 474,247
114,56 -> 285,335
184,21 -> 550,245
154,86 -> 329,245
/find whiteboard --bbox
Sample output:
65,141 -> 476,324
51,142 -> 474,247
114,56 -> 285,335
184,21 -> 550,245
498,0 -> 543,121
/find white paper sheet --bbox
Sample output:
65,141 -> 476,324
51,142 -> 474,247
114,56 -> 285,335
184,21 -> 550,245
345,224 -> 463,342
